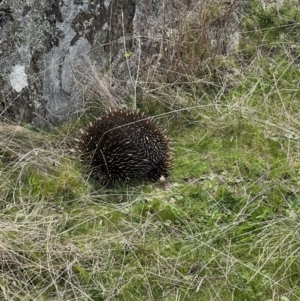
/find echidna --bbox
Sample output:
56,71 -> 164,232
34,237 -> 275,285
76,109 -> 172,185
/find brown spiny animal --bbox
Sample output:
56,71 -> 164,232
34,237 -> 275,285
76,109 -> 172,186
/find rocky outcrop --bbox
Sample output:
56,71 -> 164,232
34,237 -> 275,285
0,0 -> 243,127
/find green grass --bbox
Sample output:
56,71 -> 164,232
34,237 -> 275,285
1,0 -> 300,300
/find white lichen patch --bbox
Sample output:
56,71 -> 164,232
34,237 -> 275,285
102,22 -> 108,30
104,0 -> 111,9
10,65 -> 28,92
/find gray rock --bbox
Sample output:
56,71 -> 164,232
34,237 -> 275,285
0,0 -> 244,127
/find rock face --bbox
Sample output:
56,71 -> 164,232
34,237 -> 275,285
0,0 -> 243,127
0,0 -> 136,126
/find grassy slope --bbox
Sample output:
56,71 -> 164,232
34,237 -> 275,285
1,1 -> 300,300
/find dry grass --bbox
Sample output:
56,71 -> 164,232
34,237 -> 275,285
1,0 -> 300,300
